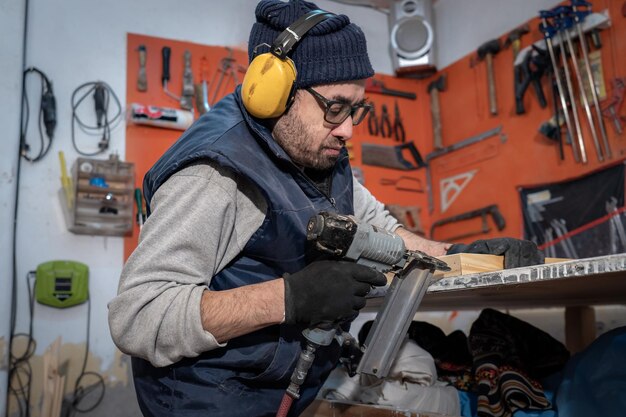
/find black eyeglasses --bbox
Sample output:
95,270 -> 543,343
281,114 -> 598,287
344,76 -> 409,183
305,87 -> 372,126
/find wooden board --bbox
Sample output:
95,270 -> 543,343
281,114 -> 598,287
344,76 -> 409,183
434,254 -> 567,279
41,337 -> 64,417
565,306 -> 597,353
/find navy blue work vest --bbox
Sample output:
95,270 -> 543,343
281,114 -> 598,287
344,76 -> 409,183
134,87 -> 354,417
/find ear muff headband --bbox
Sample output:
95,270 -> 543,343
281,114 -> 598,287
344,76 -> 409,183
242,10 -> 334,119
270,9 -> 334,58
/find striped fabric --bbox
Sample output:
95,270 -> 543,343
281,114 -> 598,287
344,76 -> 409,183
475,363 -> 550,417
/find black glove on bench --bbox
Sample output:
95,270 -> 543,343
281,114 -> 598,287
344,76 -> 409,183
447,238 -> 544,269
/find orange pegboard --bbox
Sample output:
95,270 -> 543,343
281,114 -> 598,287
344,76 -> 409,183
124,33 -> 247,261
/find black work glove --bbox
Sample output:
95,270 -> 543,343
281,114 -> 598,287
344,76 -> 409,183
446,238 -> 544,269
283,260 -> 387,328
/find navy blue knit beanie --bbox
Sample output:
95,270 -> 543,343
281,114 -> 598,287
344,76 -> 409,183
248,0 -> 374,88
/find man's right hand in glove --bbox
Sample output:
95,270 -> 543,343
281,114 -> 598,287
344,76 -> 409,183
283,260 -> 387,328
199,261 -> 385,344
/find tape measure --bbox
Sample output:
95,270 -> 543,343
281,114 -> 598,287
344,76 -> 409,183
35,260 -> 89,308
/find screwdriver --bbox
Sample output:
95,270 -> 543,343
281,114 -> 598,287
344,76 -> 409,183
135,188 -> 145,230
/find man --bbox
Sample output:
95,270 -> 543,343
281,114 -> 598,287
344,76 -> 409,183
108,1 -> 543,416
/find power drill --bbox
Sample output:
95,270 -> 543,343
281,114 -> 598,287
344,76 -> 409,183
278,212 -> 449,415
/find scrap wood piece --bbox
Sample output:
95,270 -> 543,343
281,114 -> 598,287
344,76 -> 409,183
41,337 -> 65,417
434,254 -> 568,279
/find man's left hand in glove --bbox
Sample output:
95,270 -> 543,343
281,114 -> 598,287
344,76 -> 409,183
446,238 -> 544,269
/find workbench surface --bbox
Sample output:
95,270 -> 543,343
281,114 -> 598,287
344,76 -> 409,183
370,253 -> 626,311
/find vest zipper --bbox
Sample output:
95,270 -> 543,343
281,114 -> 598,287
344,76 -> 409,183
303,174 -> 336,208
298,158 -> 341,209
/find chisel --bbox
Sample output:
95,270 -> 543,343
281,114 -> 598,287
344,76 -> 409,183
194,56 -> 210,114
137,45 -> 147,92
162,46 -> 182,104
181,50 -> 194,111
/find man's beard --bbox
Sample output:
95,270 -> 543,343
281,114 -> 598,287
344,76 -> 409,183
272,108 -> 343,171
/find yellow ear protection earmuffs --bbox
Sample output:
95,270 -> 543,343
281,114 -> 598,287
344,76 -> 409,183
242,9 -> 334,119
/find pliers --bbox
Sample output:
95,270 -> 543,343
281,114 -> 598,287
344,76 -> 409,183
380,104 -> 392,138
515,47 -> 548,114
393,101 -> 405,142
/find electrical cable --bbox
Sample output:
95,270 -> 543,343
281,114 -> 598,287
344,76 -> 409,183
8,272 -> 37,417
10,0 -> 32,413
9,278 -> 106,416
12,67 -> 56,417
20,67 -> 57,163
70,81 -> 122,156
67,295 -> 105,416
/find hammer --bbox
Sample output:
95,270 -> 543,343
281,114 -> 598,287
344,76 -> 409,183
477,39 -> 501,115
504,24 -> 530,61
504,25 -> 530,114
427,74 -> 446,150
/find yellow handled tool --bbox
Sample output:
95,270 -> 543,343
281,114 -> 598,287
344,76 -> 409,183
135,188 -> 145,230
58,151 -> 74,209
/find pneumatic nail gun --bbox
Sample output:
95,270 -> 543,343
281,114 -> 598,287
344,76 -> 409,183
307,211 -> 450,377
278,212 -> 450,415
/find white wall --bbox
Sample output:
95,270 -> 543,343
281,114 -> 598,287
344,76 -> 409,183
434,0 -> 562,69
0,0 -> 570,414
